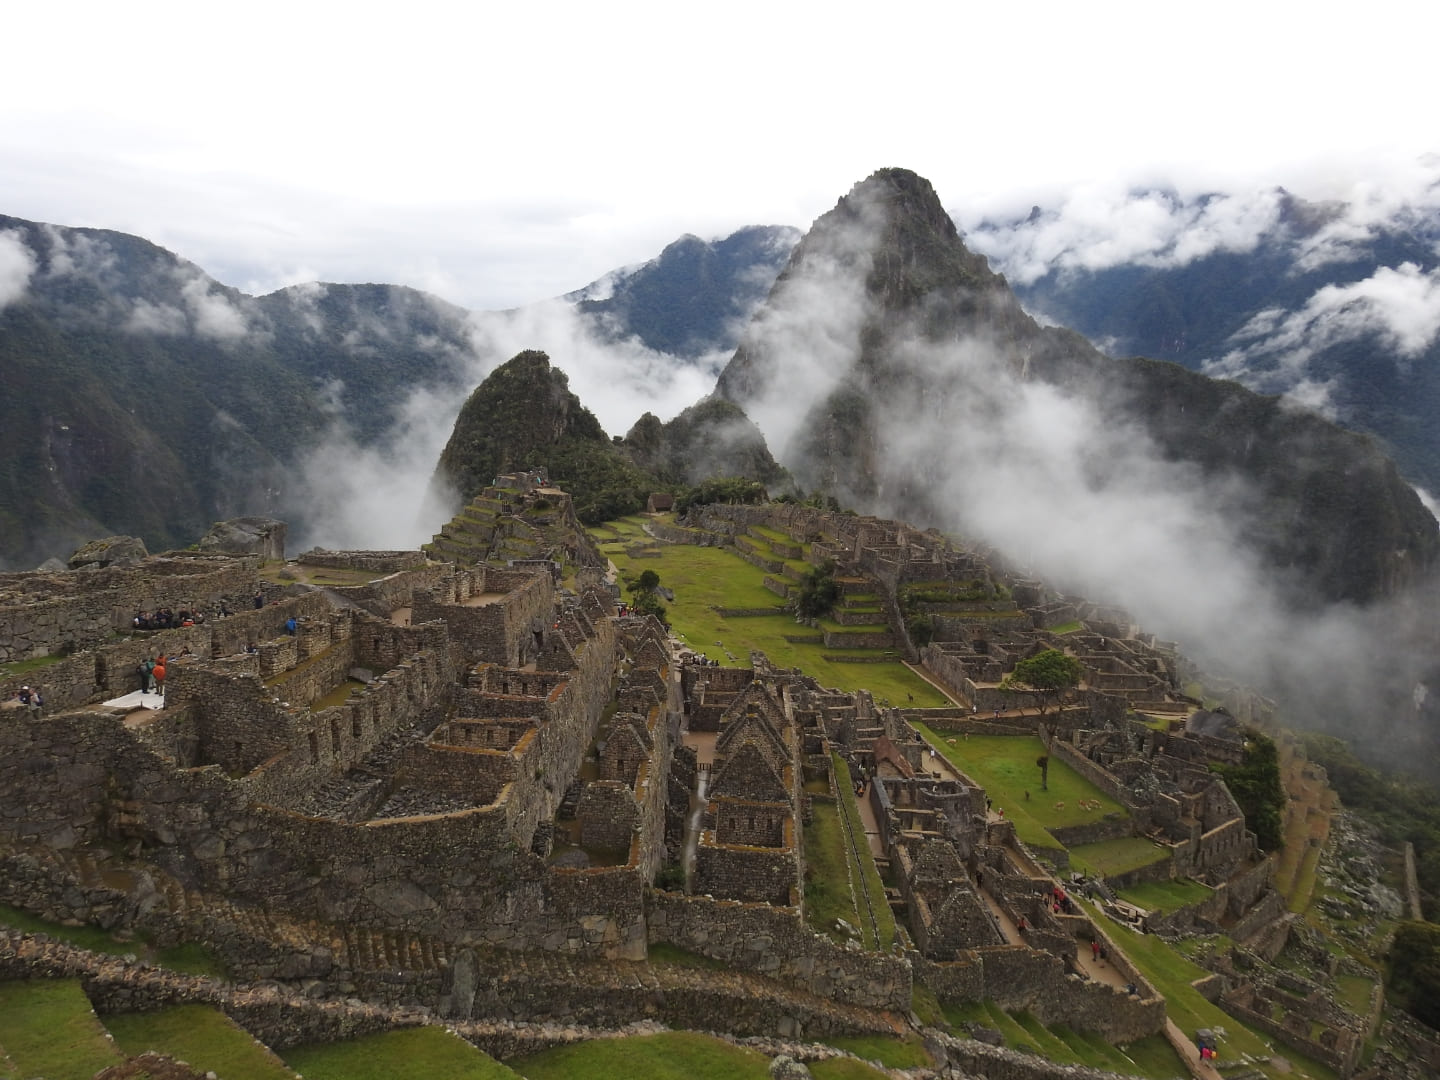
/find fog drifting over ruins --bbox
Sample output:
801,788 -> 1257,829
287,300 -> 721,552
719,192 -> 1440,760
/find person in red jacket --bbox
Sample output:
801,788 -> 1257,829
153,656 -> 167,697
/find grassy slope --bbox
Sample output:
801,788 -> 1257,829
512,1031 -> 768,1080
803,800 -> 858,942
913,727 -> 1126,851
104,1004 -> 299,1080
1068,836 -> 1171,877
1115,878 -> 1213,913
832,756 -> 897,948
0,979 -> 125,1080
1087,903 -> 1339,1080
284,1026 -> 519,1080
598,518 -> 947,705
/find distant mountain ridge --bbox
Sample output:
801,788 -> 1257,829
567,225 -> 799,361
0,212 -> 799,568
961,181 -> 1440,492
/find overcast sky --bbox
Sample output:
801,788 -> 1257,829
4,1 -> 1436,311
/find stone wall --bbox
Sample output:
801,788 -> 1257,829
918,944 -> 1164,1043
646,891 -> 911,1011
413,569 -> 552,667
298,551 -> 429,573
325,565 -> 451,619
695,838 -> 797,906
0,556 -> 259,664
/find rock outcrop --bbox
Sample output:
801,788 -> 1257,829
68,535 -> 148,569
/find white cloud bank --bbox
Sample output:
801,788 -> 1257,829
0,230 -> 36,310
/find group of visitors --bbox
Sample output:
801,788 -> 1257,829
13,685 -> 43,712
136,652 -> 185,696
132,607 -> 205,630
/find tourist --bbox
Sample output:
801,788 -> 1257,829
285,616 -> 297,636
16,686 -> 32,706
1091,940 -> 1100,961
253,590 -> 264,610
153,656 -> 167,696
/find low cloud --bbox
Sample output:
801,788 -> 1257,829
461,300 -> 720,436
961,186 -> 1285,286
0,229 -> 37,310
1204,261 -> 1440,406
724,189 -> 1440,769
287,296 -> 724,550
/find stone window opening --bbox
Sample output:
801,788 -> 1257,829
308,732 -> 318,760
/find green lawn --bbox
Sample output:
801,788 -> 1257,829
104,1004 -> 298,1080
832,755 -> 896,948
1085,902 -> 1338,1080
912,728 -> 1127,851
0,979 -> 125,1080
512,1031 -> 769,1080
1115,878 -> 1212,913
284,1026 -> 518,1079
1069,837 -> 1171,878
803,799 -> 859,943
809,1059 -> 890,1080
820,1034 -> 927,1069
599,521 -> 948,706
940,998 -> 1185,1077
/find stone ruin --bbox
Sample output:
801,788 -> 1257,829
0,486 -> 1316,1058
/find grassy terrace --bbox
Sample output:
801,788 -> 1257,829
513,1031 -> 894,1080
941,999 -> 1185,1076
1085,900 -> 1340,1080
0,903 -> 227,977
105,1005 -> 300,1080
1069,836 -> 1171,878
803,799 -> 860,943
0,979 -> 125,1080
833,755 -> 897,948
593,516 -> 948,706
285,1026 -> 519,1079
1114,877 -> 1213,913
912,727 -> 1126,852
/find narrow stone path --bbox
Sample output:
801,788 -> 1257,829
1163,1017 -> 1224,1080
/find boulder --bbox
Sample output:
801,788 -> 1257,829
768,1055 -> 812,1080
198,517 -> 287,560
68,535 -> 148,569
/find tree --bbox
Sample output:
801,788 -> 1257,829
1007,649 -> 1084,714
626,568 -> 667,625
1213,730 -> 1284,852
1389,920 -> 1440,1029
792,559 -> 839,619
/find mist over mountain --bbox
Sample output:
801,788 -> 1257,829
960,171 -> 1440,494
710,167 -> 1440,767
0,214 -> 779,567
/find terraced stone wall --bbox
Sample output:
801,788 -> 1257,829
646,891 -> 912,1011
